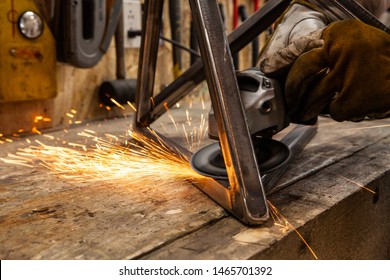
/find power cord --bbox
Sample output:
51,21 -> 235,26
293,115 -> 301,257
127,30 -> 200,58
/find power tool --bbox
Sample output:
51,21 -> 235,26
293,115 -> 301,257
191,68 -> 291,180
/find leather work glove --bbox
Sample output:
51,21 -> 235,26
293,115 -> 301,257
282,19 -> 390,123
260,19 -> 390,124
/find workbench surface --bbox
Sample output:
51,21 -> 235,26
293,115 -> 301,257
1,102 -> 389,260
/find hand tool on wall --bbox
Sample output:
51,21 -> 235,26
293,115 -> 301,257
55,0 -> 123,68
189,16 -> 199,65
238,4 -> 258,67
232,0 -> 240,69
169,0 -> 182,78
252,0 -> 260,66
99,5 -> 137,107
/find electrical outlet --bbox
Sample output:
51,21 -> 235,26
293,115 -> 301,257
123,0 -> 142,48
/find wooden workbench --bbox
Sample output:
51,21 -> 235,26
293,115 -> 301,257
1,102 -> 389,260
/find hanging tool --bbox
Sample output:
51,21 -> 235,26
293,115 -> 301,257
232,0 -> 240,69
55,0 -> 123,68
99,4 -> 137,107
252,0 -> 260,66
169,0 -> 182,78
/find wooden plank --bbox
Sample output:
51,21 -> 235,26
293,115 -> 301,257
143,120 -> 390,260
0,115 -> 225,259
0,105 -> 389,259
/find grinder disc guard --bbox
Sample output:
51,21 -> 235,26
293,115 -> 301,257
191,138 -> 290,180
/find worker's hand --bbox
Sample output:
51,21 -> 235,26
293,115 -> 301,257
259,28 -> 325,76
285,19 -> 390,123
261,19 -> 390,123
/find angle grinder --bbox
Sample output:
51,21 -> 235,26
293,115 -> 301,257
190,68 -> 290,180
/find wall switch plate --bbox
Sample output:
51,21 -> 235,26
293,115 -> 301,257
123,0 -> 142,48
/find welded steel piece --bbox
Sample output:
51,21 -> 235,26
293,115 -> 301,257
188,0 -> 269,224
134,0 -> 164,127
133,0 -> 315,225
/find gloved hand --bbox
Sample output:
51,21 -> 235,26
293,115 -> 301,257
261,19 -> 390,123
285,19 -> 390,123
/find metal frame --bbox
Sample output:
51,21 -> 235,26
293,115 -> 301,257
132,0 -> 388,225
134,0 -> 295,225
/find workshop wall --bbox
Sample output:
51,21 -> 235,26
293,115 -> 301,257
0,0 -> 267,136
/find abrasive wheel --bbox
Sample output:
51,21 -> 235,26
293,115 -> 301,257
190,138 -> 290,180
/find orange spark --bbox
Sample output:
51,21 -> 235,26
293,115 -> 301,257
328,171 -> 376,194
110,98 -> 125,110
127,101 -> 137,112
1,128 -> 205,188
268,200 -> 319,260
31,127 -> 42,135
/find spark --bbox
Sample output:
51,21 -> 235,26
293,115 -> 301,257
160,123 -> 170,134
127,101 -> 137,112
31,127 -> 41,135
43,135 -> 55,140
328,171 -> 376,194
150,97 -> 155,108
268,200 -> 319,260
1,128 -> 206,188
186,110 -> 192,125
159,100 -> 209,152
110,98 -> 125,110
168,114 -> 179,132
201,96 -> 206,110
67,142 -> 87,151
34,116 -> 43,123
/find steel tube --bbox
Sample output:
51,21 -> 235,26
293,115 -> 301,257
189,0 -> 269,224
134,0 -> 165,127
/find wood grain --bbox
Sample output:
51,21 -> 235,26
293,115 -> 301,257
0,111 -> 389,259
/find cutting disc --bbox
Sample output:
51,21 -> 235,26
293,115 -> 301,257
190,138 -> 290,180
